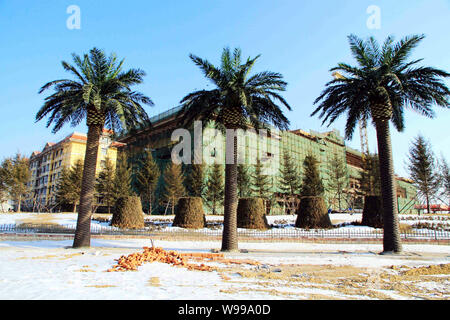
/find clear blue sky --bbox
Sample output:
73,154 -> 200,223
1,0 -> 449,177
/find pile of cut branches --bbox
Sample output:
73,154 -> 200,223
107,247 -> 216,272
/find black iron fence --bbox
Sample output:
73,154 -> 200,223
1,223 -> 449,241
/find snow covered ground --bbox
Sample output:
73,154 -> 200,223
1,212 -> 449,300
0,238 -> 449,300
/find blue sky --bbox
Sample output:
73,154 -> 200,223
0,0 -> 449,177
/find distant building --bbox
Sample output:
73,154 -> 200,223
118,106 -> 418,215
0,199 -> 14,213
27,130 -> 125,210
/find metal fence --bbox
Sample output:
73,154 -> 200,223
1,223 -> 449,241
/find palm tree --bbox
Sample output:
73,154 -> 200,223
178,47 -> 291,251
312,34 -> 449,253
37,48 -> 153,248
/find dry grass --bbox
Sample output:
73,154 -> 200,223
16,214 -> 59,225
215,263 -> 450,300
85,285 -> 117,288
75,268 -> 96,273
15,252 -> 83,261
147,277 -> 161,287
399,223 -> 413,233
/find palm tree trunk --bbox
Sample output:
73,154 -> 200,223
374,119 -> 402,253
221,135 -> 238,252
73,124 -> 102,248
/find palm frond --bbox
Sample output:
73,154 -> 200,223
37,48 -> 153,133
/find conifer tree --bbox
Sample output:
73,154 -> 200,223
9,153 -> 31,212
206,164 -> 224,215
0,165 -> 9,212
161,162 -> 186,215
278,149 -> 301,214
237,164 -> 252,198
134,149 -> 160,214
0,158 -> 13,212
278,149 -> 301,195
0,154 -> 31,212
407,135 -> 441,213
360,153 -> 381,196
300,155 -> 324,197
96,157 -> 115,213
185,164 -> 205,198
326,151 -> 349,211
113,153 -> 132,200
251,158 -> 271,198
56,159 -> 83,212
440,157 -> 450,208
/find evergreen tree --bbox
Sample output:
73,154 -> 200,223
0,164 -> 9,212
326,151 -> 349,211
161,162 -> 186,215
278,149 -> 301,195
185,164 -> 205,198
440,157 -> 450,208
134,149 -> 160,214
407,135 -> 441,214
278,149 -> 301,214
300,155 -> 324,197
0,158 -> 12,212
2,154 -> 31,212
251,158 -> 271,198
206,164 -> 224,215
113,153 -> 132,201
237,164 -> 252,198
360,153 -> 381,196
96,157 -> 115,213
55,159 -> 83,212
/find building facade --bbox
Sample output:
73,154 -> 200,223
27,130 -> 124,210
119,106 -> 418,215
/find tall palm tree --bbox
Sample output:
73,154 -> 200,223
37,48 -> 153,248
312,34 -> 449,253
179,48 -> 291,251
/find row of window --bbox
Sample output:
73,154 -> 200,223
31,149 -> 64,168
33,171 -> 62,188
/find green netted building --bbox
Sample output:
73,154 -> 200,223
118,106 -> 418,215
